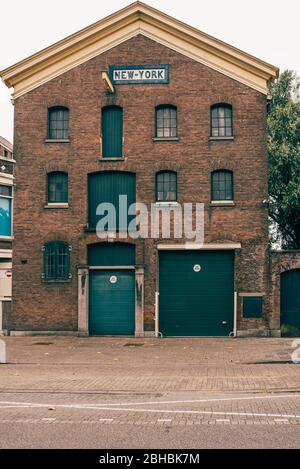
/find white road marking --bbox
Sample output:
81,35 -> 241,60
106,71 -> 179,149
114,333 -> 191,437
0,401 -> 300,420
157,419 -> 172,423
216,419 -> 230,423
1,393 -> 300,410
274,419 -> 289,423
99,418 -> 114,422
95,394 -> 300,407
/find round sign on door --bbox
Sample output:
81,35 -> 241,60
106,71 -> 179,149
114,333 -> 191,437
193,264 -> 201,273
110,275 -> 118,284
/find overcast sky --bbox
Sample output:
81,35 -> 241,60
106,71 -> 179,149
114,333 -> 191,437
0,0 -> 299,142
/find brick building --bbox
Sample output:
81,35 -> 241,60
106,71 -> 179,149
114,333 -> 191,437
0,136 -> 14,334
2,1 -> 292,338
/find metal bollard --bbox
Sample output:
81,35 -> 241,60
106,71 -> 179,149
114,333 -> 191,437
0,340 -> 6,364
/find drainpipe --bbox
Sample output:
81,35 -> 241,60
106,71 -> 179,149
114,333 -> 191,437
155,291 -> 161,338
234,291 -> 238,337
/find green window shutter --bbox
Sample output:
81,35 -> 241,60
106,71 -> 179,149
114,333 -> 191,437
102,106 -> 123,158
88,243 -> 135,266
88,171 -> 136,230
243,297 -> 263,318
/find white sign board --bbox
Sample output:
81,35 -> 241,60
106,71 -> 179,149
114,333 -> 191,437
110,65 -> 169,85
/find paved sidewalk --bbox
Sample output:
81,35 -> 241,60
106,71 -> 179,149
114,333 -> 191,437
0,337 -> 299,393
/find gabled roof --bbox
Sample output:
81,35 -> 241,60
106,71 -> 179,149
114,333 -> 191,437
0,136 -> 13,152
0,1 -> 279,99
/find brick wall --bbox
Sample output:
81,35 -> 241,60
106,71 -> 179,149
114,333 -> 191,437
12,35 -> 270,333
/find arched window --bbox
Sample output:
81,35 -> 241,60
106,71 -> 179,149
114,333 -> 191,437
47,172 -> 68,203
211,170 -> 234,201
211,104 -> 233,137
48,107 -> 69,140
43,241 -> 71,281
102,106 -> 123,158
155,105 -> 177,138
156,171 -> 177,202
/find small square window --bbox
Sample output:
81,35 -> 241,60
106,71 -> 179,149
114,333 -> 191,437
243,297 -> 263,318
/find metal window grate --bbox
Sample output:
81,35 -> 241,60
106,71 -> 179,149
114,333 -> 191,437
48,107 -> 69,140
211,171 -> 233,201
211,105 -> 233,137
43,241 -> 70,281
156,106 -> 177,138
47,172 -> 68,203
156,171 -> 177,202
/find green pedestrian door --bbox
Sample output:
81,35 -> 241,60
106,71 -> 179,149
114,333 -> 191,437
159,250 -> 234,337
89,269 -> 135,336
281,269 -> 300,331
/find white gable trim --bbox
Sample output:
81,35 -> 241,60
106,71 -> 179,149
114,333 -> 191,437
1,2 -> 278,99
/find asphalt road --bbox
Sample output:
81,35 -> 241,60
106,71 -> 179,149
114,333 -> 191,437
0,390 -> 300,449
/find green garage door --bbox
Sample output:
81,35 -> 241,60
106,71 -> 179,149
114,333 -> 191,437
281,269 -> 300,330
89,269 -> 135,336
88,243 -> 136,336
159,250 -> 234,337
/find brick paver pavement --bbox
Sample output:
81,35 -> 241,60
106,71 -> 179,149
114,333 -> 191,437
0,337 -> 299,393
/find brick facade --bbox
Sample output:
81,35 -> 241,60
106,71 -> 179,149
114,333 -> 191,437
10,35 -> 274,335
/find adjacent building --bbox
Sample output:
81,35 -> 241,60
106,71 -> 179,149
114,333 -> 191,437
2,2 -> 292,338
0,136 -> 14,335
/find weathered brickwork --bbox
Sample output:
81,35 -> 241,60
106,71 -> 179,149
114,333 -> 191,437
12,35 -> 272,334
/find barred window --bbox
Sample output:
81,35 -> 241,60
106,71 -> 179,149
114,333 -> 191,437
156,105 -> 177,138
43,241 -> 70,281
211,104 -> 233,137
48,107 -> 69,140
156,171 -> 177,202
47,172 -> 68,203
211,170 -> 234,201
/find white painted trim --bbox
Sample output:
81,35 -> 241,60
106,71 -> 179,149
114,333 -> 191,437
0,175 -> 14,184
157,243 -> 241,250
210,201 -> 235,206
239,293 -> 265,297
0,237 -> 13,241
0,263 -> 12,269
44,203 -> 69,209
0,250 -> 12,259
0,157 -> 16,163
1,3 -> 278,98
101,70 -> 115,93
89,266 -> 135,270
10,331 -> 79,337
155,202 -> 179,207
